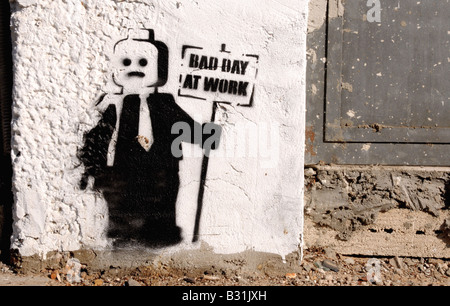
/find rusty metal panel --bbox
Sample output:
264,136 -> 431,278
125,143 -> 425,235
325,0 -> 450,143
305,0 -> 450,166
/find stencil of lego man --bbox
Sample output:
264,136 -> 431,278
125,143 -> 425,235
79,29 -> 220,247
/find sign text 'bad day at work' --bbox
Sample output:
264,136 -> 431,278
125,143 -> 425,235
179,46 -> 258,104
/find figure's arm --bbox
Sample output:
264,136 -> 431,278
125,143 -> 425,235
165,94 -> 221,149
78,104 -> 117,189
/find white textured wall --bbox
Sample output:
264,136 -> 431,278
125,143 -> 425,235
9,0 -> 308,258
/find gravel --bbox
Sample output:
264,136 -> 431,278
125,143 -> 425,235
1,247 -> 449,286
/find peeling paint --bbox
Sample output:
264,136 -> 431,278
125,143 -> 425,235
307,0 -> 327,33
346,110 -> 356,118
328,0 -> 344,19
361,144 -> 371,152
341,82 -> 353,92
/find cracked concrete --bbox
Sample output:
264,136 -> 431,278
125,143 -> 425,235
304,165 -> 450,258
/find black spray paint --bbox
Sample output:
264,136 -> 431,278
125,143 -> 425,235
78,29 -> 221,247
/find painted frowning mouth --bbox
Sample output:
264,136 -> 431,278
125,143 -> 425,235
128,71 -> 146,78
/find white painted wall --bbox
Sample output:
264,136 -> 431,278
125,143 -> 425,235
9,0 -> 308,259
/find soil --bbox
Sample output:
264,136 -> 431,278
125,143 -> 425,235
0,247 -> 449,286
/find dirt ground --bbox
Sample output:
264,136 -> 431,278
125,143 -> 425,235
0,247 -> 449,286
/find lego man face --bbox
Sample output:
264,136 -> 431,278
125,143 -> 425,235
112,39 -> 159,92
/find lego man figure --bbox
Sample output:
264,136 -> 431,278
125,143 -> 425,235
79,29 -> 220,247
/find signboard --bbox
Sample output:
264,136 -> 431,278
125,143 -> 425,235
179,45 -> 259,107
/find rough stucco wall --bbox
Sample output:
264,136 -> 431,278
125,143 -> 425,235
9,0 -> 308,259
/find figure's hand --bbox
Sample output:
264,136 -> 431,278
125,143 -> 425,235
79,173 -> 89,190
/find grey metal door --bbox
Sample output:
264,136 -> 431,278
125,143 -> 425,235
306,0 -> 450,165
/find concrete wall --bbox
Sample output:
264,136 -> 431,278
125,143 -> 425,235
304,165 -> 450,258
8,0 -> 308,267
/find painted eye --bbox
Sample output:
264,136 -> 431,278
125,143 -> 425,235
139,58 -> 148,67
123,58 -> 132,66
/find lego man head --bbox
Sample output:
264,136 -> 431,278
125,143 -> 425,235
112,29 -> 169,92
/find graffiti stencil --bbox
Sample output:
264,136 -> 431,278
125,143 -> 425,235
78,29 -> 221,247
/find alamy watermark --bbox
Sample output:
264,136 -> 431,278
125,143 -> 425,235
366,0 -> 381,23
171,119 -> 280,169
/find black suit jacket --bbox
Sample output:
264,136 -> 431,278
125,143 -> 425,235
114,93 -> 203,170
79,92 -> 215,186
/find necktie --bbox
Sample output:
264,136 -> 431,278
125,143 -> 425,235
116,95 -> 153,154
138,94 -> 153,151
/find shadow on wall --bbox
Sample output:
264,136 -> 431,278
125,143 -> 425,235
444,180 -> 450,209
0,0 -> 13,264
441,180 -> 450,247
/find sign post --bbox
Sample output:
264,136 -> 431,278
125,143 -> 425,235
178,44 -> 259,242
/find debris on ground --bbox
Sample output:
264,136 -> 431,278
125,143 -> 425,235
0,248 -> 449,286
